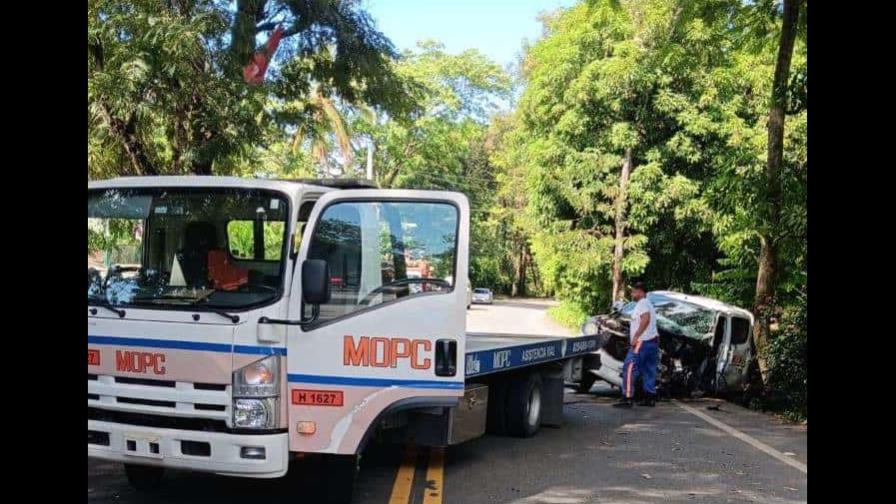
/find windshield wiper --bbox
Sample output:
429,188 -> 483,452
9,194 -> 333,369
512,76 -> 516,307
203,310 -> 240,324
88,302 -> 126,318
187,295 -> 240,323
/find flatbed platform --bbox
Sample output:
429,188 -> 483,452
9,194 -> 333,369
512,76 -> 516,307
464,332 -> 602,378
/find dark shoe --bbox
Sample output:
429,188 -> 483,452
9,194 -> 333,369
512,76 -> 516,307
612,398 -> 634,408
637,394 -> 656,407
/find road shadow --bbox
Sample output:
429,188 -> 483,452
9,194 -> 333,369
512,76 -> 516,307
88,443 -> 403,504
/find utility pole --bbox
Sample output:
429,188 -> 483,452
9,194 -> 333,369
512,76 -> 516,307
366,140 -> 374,181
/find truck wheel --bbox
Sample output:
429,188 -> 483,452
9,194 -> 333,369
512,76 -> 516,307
486,378 -> 509,434
124,464 -> 163,491
506,372 -> 542,438
576,373 -> 597,393
323,454 -> 359,504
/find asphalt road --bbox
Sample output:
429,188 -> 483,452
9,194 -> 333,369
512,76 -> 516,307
88,298 -> 807,504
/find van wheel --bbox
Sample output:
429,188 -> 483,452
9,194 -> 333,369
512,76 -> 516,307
506,372 -> 542,438
124,464 -> 164,491
323,454 -> 359,503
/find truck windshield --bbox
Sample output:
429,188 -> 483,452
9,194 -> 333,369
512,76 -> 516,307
88,187 -> 289,310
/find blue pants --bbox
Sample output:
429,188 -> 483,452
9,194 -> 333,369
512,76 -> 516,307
622,339 -> 658,398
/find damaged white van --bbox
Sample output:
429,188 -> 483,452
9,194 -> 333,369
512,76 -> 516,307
579,291 -> 754,397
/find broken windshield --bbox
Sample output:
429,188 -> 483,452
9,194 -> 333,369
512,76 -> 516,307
88,187 -> 290,311
620,294 -> 718,340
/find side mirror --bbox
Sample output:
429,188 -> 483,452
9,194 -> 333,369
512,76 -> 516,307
302,259 -> 331,305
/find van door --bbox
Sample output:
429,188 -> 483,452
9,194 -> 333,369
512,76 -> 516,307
284,190 -> 469,454
718,316 -> 753,391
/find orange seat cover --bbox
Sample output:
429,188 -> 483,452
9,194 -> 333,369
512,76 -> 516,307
207,249 -> 249,291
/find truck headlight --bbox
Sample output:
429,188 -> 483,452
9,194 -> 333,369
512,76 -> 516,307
233,398 -> 279,429
232,356 -> 280,429
233,355 -> 280,397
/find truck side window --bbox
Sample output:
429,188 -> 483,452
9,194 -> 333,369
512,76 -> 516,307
305,200 -> 459,323
730,317 -> 750,345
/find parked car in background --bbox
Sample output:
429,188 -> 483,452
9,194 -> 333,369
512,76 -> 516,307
472,288 -> 493,304
579,291 -> 754,397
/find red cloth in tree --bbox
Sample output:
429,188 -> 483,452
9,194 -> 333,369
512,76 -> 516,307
243,25 -> 285,85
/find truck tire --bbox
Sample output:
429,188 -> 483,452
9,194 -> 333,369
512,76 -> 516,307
124,464 -> 164,491
323,454 -> 359,504
486,378 -> 509,434
505,372 -> 542,438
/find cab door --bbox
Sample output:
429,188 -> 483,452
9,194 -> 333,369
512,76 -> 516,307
285,190 -> 469,454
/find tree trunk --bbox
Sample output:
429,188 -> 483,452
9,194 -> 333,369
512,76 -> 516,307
612,147 -> 633,302
752,0 -> 802,386
230,0 -> 267,68
512,247 -> 528,297
90,41 -> 157,176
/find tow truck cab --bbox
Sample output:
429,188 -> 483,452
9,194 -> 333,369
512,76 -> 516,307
88,177 -> 470,496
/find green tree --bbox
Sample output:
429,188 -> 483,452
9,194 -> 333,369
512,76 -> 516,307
500,0 -> 720,318
351,41 -> 512,289
88,0 -> 413,178
751,0 -> 806,385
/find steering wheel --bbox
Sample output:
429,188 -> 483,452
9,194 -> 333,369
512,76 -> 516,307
359,278 -> 450,306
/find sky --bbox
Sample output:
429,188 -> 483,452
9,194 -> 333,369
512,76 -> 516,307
362,0 -> 576,69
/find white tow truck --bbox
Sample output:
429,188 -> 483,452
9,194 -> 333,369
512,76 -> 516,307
87,176 -> 603,502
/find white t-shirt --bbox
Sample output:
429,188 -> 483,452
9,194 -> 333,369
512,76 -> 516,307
630,298 -> 659,342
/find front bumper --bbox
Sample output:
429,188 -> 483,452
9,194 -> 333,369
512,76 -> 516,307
88,420 -> 289,478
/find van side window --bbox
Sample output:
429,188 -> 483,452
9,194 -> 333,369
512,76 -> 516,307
305,201 -> 458,323
730,317 -> 751,345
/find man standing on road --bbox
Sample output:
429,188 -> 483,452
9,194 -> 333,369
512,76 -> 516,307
613,280 -> 659,408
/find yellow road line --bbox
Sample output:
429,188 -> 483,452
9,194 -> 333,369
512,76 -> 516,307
388,444 -> 418,504
422,447 -> 444,504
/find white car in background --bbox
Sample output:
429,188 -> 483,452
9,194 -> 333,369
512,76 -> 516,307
472,288 -> 493,304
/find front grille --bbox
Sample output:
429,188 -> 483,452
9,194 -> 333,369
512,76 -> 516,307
115,376 -> 176,387
88,374 -> 230,420
88,430 -> 110,446
194,383 -> 227,391
117,397 -> 177,408
88,407 -> 229,432
195,404 -> 226,411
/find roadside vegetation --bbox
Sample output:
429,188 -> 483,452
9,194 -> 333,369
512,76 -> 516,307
88,0 -> 807,421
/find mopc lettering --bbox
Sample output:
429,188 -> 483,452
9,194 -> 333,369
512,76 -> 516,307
343,336 -> 431,369
115,350 -> 167,375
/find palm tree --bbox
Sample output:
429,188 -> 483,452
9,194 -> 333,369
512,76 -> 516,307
292,84 -> 355,176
